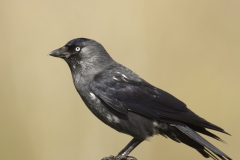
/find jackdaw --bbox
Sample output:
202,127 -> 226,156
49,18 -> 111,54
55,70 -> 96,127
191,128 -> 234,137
49,38 -> 231,160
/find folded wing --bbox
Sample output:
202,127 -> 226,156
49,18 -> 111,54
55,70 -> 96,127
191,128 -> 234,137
90,71 -> 228,134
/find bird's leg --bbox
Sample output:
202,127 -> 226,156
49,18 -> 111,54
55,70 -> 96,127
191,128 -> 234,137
101,138 -> 143,160
115,138 -> 143,160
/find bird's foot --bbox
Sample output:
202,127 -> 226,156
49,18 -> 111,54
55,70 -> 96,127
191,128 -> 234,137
101,155 -> 137,160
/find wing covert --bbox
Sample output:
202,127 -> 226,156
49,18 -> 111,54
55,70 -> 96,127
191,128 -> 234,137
90,71 -> 187,116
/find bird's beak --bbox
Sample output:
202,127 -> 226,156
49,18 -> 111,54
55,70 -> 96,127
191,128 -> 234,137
49,46 -> 70,58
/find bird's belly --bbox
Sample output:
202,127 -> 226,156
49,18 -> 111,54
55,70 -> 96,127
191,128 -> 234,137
81,92 -> 155,139
75,88 -> 157,140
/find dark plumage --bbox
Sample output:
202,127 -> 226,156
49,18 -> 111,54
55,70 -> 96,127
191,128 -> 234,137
49,38 -> 231,160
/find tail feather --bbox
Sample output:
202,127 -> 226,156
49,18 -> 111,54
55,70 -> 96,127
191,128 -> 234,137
201,149 -> 218,160
170,124 -> 231,160
196,148 -> 211,158
189,125 -> 226,143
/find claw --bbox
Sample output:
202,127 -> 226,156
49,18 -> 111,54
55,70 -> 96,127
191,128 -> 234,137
101,155 -> 137,160
125,156 -> 137,160
101,155 -> 115,160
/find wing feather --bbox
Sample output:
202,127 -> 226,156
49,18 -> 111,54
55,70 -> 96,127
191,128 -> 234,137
90,70 -> 227,134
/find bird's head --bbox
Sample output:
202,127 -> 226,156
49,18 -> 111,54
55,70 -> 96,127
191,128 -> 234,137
49,38 -> 114,74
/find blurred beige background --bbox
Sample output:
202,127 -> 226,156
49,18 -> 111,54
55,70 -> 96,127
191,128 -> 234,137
1,0 -> 239,160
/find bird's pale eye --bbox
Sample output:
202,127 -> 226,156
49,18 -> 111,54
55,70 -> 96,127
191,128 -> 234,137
75,47 -> 81,52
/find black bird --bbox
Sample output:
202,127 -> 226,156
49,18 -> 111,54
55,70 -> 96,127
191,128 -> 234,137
49,38 -> 231,160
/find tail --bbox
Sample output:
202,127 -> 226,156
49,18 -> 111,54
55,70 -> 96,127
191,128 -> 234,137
168,124 -> 232,160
